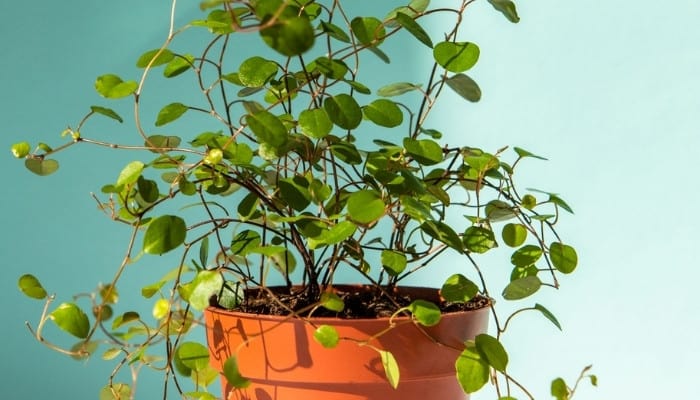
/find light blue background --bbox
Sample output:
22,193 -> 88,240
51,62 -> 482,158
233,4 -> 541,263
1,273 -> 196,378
2,1 -> 698,399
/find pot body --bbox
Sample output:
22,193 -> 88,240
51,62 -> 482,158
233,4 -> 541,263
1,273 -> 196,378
204,286 -> 489,400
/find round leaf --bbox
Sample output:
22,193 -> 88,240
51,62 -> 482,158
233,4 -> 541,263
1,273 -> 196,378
364,99 -> 403,128
177,342 -> 210,372
313,325 -> 340,349
441,273 -> 478,303
136,48 -> 174,68
99,383 -> 131,400
324,94 -> 362,130
510,244 -> 543,267
463,226 -> 497,253
155,102 -> 189,127
455,346 -> 489,393
320,292 -> 345,312
347,190 -> 384,224
11,141 -> 31,158
50,302 -> 90,339
25,158 -> 59,176
351,17 -> 385,46
260,16 -> 315,56
502,275 -> 542,300
18,274 -> 47,299
223,356 -> 251,389
189,270 -> 224,311
246,110 -> 288,147
475,334 -> 508,372
408,299 -> 441,327
381,250 -> 407,276
433,41 -> 480,73
143,215 -> 186,255
446,73 -> 481,102
116,161 -> 144,188
403,138 -> 443,165
502,223 -> 528,247
550,242 -> 578,274
239,56 -> 278,87
299,108 -> 333,139
95,74 -> 138,99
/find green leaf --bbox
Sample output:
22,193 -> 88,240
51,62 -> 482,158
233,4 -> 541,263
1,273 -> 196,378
377,82 -> 421,97
394,12 -> 432,47
18,274 -> 47,299
446,74 -> 481,102
455,345 -> 489,393
146,135 -> 181,151
320,21 -> 351,43
116,161 -> 144,188
511,244 -> 543,267
403,138 -> 443,165
99,383 -> 131,400
308,221 -> 357,249
381,250 -> 407,276
231,230 -> 261,255
534,303 -> 562,330
260,16 -> 315,57
420,220 -> 464,253
408,300 -> 441,327
223,356 -> 251,389
502,223 -> 527,247
441,274 -> 478,303
246,110 -> 288,147
143,215 -> 186,255
155,102 -> 189,127
24,158 -> 59,176
112,311 -> 140,329
313,57 -> 349,79
11,141 -> 30,158
239,56 -> 278,87
95,74 -> 138,99
502,275 -> 542,300
550,242 -> 578,274
324,94 -> 362,130
177,342 -> 210,372
91,106 -> 124,123
351,17 -> 385,46
488,0 -> 520,23
314,325 -> 340,349
551,377 -> 569,400
298,108 -> 333,139
463,226 -> 497,253
320,292 -> 345,312
433,42 -> 480,73
217,281 -> 244,310
188,270 -> 223,311
347,190 -> 384,224
379,350 -> 400,389
164,54 -> 194,77
278,176 -> 311,211
550,193 -> 575,214
364,99 -> 403,128
400,195 -> 432,223
50,303 -> 90,339
475,334 -> 508,372
136,48 -> 174,68
514,146 -> 547,160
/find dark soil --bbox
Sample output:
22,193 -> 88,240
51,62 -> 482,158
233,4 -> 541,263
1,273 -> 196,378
212,285 -> 490,319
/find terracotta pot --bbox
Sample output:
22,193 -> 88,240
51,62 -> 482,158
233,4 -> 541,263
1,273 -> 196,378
204,286 -> 490,400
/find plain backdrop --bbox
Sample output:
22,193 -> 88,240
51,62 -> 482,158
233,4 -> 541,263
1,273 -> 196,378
1,0 -> 698,399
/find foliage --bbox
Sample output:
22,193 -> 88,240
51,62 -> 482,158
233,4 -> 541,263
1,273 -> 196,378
11,0 -> 594,399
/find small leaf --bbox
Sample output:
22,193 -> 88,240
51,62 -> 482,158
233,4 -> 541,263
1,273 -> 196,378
364,99 -> 403,128
347,190 -> 384,224
95,74 -> 138,99
299,108 -> 333,139
308,221 -> 357,249
260,16 -> 315,57
551,377 -> 569,400
143,215 -> 186,255
408,300 -> 441,327
403,138 -> 443,165
455,345 -> 489,393
502,275 -> 542,300
314,325 -> 340,349
446,74 -> 481,102
463,226 -> 497,254
324,94 -> 362,130
155,102 -> 189,127
116,161 -> 144,188
99,383 -> 131,400
188,270 -> 223,311
381,250 -> 407,276
475,334 -> 508,372
177,342 -> 210,372
511,244 -> 543,267
420,220 -> 464,253
320,21 -> 351,43
18,274 -> 47,299
394,12 -> 433,48
502,223 -> 527,247
152,298 -> 170,320
433,42 -> 480,73
441,274 -> 478,303
24,158 -> 59,176
488,0 -> 520,23
378,350 -> 400,389
550,242 -> 578,274
320,292 -> 345,312
377,82 -> 421,97
238,56 -> 278,87
223,356 -> 251,389
351,17 -> 386,46
112,311 -> 140,329
164,54 -> 194,77
50,303 -> 90,339
11,141 -> 31,158
246,110 -> 288,147
534,303 -> 562,330
514,146 -> 547,160
136,48 -> 175,68
91,106 -> 124,123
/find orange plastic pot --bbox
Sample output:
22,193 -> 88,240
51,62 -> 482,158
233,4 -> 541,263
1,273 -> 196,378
204,286 -> 489,400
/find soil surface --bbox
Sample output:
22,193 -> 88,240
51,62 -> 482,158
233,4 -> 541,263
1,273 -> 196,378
212,285 -> 490,319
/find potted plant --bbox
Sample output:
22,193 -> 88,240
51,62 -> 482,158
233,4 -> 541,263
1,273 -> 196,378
11,0 -> 596,399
